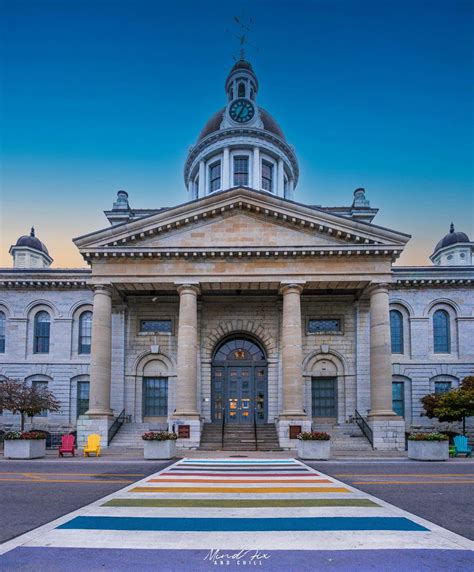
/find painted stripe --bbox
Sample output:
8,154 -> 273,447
353,480 -> 474,485
102,498 -> 380,508
168,466 -> 309,471
159,472 -> 318,477
57,516 -> 428,532
180,460 -> 298,464
129,486 -> 349,493
147,478 -> 333,484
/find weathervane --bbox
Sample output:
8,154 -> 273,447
229,12 -> 255,61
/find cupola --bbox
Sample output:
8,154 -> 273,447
9,227 -> 53,268
184,59 -> 298,201
430,223 -> 473,266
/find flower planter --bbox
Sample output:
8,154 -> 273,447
297,439 -> 331,460
143,439 -> 176,460
4,439 -> 46,459
408,440 -> 449,461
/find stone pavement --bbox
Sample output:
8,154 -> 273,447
0,458 -> 473,571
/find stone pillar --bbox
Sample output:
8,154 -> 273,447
87,286 -> 113,417
173,284 -> 201,448
367,283 -> 405,450
278,283 -> 310,448
222,147 -> 230,189
198,160 -> 205,197
252,147 -> 260,190
277,158 -> 284,197
368,284 -> 396,418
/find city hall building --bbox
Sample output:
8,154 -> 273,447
1,59 -> 473,450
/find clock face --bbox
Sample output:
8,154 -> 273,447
229,98 -> 255,124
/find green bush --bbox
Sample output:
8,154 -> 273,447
297,431 -> 331,441
142,431 -> 177,441
408,432 -> 448,441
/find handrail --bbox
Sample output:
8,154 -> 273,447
221,410 -> 225,449
108,409 -> 126,445
254,408 -> 258,451
354,410 -> 374,448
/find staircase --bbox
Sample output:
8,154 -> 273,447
108,423 -> 166,449
199,423 -> 281,451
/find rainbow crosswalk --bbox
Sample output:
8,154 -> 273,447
0,458 -> 473,571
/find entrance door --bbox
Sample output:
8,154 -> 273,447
211,337 -> 267,424
312,377 -> 337,418
143,377 -> 168,418
392,381 -> 405,417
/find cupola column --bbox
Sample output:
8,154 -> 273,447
198,160 -> 205,197
252,147 -> 260,191
222,147 -> 230,189
277,158 -> 284,197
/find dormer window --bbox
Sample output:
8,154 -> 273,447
209,161 -> 221,193
261,160 -> 274,192
233,156 -> 249,186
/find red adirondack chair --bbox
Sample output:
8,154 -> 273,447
58,434 -> 75,457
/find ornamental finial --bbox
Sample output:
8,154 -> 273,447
450,222 -> 455,234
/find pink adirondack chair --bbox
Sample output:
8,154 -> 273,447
58,434 -> 75,457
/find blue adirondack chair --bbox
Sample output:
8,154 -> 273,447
453,435 -> 472,457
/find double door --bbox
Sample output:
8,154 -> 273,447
211,365 -> 267,424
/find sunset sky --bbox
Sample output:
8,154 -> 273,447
1,0 -> 472,268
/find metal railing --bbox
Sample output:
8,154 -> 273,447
221,411 -> 226,449
108,409 -> 125,445
253,409 -> 258,451
354,410 -> 374,448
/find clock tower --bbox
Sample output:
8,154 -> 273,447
184,58 -> 298,201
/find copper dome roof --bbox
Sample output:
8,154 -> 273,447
197,106 -> 286,142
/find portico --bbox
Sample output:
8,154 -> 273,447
74,187 -> 409,450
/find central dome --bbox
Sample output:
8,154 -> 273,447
184,58 -> 298,201
198,106 -> 286,142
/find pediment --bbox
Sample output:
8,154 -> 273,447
74,188 -> 410,256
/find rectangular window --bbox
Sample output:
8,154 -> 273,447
233,155 -> 249,186
392,381 -> 405,417
193,177 -> 199,199
435,381 -> 452,395
143,377 -> 168,416
77,381 -> 90,416
140,319 -> 172,333
307,319 -> 342,334
261,160 -> 273,191
209,161 -> 221,193
32,381 -> 48,417
34,320 -> 50,353
312,378 -> 337,417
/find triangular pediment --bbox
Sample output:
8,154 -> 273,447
74,188 -> 410,255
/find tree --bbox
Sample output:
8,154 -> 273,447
0,378 -> 60,430
421,376 -> 474,435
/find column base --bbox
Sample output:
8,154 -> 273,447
369,418 -> 406,451
171,417 -> 201,449
277,418 -> 312,450
76,414 -> 113,449
87,409 -> 114,418
368,410 -> 400,420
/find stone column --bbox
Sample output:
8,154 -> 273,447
277,158 -> 284,197
368,283 -> 397,418
173,284 -> 200,419
87,286 -> 113,417
198,160 -> 205,197
222,147 -> 230,189
252,147 -> 260,190
279,283 -> 306,418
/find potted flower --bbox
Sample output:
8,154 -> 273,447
4,430 -> 48,459
407,432 -> 449,461
142,431 -> 178,460
297,431 -> 331,460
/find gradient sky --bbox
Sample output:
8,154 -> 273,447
1,0 -> 473,268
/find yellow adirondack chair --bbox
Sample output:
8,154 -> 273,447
83,433 -> 101,457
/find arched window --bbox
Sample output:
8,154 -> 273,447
34,311 -> 50,354
238,82 -> 245,97
433,309 -> 451,353
0,311 -> 5,353
78,311 -> 92,354
390,310 -> 404,354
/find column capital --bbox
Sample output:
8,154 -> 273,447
367,282 -> 390,296
92,284 -> 113,297
279,282 -> 305,296
176,283 -> 201,296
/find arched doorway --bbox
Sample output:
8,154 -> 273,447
211,336 -> 268,424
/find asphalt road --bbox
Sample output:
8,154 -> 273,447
0,460 -> 172,544
306,460 -> 474,540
